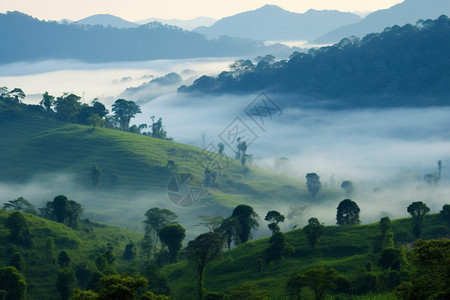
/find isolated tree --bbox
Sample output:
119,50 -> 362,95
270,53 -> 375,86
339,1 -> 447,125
231,204 -> 259,244
9,252 -> 25,273
0,266 -> 27,300
264,210 -> 285,234
440,204 -> 450,223
303,267 -> 338,300
218,217 -> 241,250
303,217 -> 324,247
90,165 -> 102,189
184,232 -> 224,299
56,268 -> 77,300
341,181 -> 354,197
111,99 -> 141,131
336,199 -> 361,226
3,197 -> 36,214
306,173 -> 321,199
158,224 -> 185,263
40,91 -> 55,119
5,211 -> 31,247
407,201 -> 430,238
144,207 -> 178,252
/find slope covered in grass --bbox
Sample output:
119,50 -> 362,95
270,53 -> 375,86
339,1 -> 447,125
162,214 -> 450,299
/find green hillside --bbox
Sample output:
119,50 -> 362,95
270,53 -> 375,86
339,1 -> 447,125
162,214 -> 450,299
0,209 -> 143,299
0,111 -> 336,233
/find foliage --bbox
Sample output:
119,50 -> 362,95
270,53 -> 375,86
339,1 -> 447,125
336,199 -> 361,226
306,173 -> 321,199
144,208 -> 178,252
158,224 -> 186,263
184,232 -> 224,299
123,241 -> 137,261
0,266 -> 27,300
112,99 -> 142,131
5,211 -> 31,246
140,291 -> 170,300
72,288 -> 99,300
264,210 -> 285,234
2,197 -> 36,214
265,231 -> 293,261
379,248 -> 402,270
55,268 -> 77,300
228,282 -> 269,300
407,201 -> 430,238
394,239 -> 450,299
9,252 -> 25,273
218,217 -> 241,250
440,204 -> 450,223
231,204 -> 259,244
303,217 -> 324,247
54,93 -> 82,122
380,217 -> 391,238
143,263 -> 171,296
98,274 -> 147,300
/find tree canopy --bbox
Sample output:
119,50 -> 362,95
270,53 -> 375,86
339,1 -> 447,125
336,199 -> 361,226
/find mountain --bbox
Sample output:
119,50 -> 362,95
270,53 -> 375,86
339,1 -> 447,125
75,14 -> 139,28
194,4 -> 361,41
181,15 -> 450,107
314,0 -> 450,44
136,16 -> 216,31
0,11 -> 289,64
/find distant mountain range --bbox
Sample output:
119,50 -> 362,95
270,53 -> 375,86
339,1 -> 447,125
135,17 -> 216,31
0,11 -> 289,64
75,14 -> 139,28
314,0 -> 450,44
193,4 -> 362,41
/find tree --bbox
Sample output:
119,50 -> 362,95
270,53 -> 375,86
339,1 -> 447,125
55,268 -> 77,300
231,204 -> 259,244
184,232 -> 224,299
144,208 -> 178,252
123,241 -> 136,261
40,91 -> 55,119
394,239 -> 450,299
158,224 -> 185,263
0,266 -> 27,300
3,197 -> 36,214
303,217 -> 324,247
150,116 -> 169,139
235,137 -> 248,166
196,215 -> 224,232
99,274 -> 147,300
306,173 -> 321,199
57,251 -> 71,268
140,233 -> 153,261
379,216 -> 391,238
46,195 -> 83,228
72,288 -> 99,300
336,199 -> 361,226
5,211 -> 31,247
111,99 -> 141,131
8,88 -> 26,102
440,204 -> 450,223
302,268 -> 338,300
54,93 -> 82,122
9,252 -> 25,273
341,181 -> 354,197
264,210 -> 285,234
90,165 -> 102,189
218,217 -> 241,250
86,114 -> 105,128
265,231 -> 291,261
53,195 -> 71,223
407,201 -> 430,238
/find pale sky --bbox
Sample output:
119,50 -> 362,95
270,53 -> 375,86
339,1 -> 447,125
0,0 -> 404,21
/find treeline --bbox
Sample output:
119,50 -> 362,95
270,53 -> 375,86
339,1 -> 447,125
0,87 -> 171,139
0,11 -> 285,64
180,15 -> 450,107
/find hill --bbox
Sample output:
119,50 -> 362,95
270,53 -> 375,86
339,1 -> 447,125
0,11 -> 289,64
181,15 -> 450,107
75,14 -> 139,28
194,4 -> 361,41
163,214 -> 450,299
0,209 -> 143,299
314,0 -> 450,44
136,16 -> 216,31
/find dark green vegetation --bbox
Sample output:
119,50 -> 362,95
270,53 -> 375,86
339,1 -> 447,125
0,11 -> 288,64
181,15 -> 450,107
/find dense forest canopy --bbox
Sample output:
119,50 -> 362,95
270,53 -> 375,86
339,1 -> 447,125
180,15 -> 450,107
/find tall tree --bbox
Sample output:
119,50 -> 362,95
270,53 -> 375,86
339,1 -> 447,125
111,99 -> 141,131
218,217 -> 241,250
144,208 -> 178,252
54,93 -> 82,122
303,217 -> 324,247
407,201 -> 430,238
231,204 -> 259,244
336,199 -> 361,226
264,210 -> 285,234
40,91 -> 55,119
306,173 -> 321,199
158,224 -> 185,263
184,232 -> 224,299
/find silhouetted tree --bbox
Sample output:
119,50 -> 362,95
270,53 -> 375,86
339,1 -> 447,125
303,217 -> 324,247
341,181 -> 354,197
40,91 -> 54,119
3,197 -> 36,214
158,224 -> 185,263
144,207 -> 178,252
231,204 -> 259,244
336,199 -> 361,226
264,210 -> 285,234
440,204 -> 450,223
306,173 -> 321,199
407,201 -> 430,238
218,217 -> 241,250
111,99 -> 141,131
54,93 -> 82,122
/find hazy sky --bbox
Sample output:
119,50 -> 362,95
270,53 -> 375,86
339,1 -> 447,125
1,0 -> 404,21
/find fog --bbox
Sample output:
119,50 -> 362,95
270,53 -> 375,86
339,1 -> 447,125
1,58 -> 449,236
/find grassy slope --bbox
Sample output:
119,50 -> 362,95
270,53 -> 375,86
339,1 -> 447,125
0,210 -> 143,299
0,113 -> 335,232
162,214 -> 450,299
